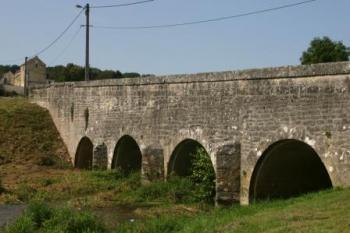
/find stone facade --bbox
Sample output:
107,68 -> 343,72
30,62 -> 350,205
3,56 -> 47,88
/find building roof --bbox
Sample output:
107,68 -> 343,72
20,56 -> 46,67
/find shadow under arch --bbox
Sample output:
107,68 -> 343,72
75,136 -> 93,169
111,135 -> 142,174
168,139 -> 214,177
249,139 -> 332,202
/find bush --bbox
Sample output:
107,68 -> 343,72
188,147 -> 216,202
4,215 -> 35,233
27,202 -> 53,228
4,202 -> 107,233
37,156 -> 56,166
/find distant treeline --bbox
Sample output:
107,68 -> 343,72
0,63 -> 152,82
47,63 -> 152,82
0,65 -> 20,77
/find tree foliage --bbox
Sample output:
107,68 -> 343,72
301,37 -> 350,65
47,63 -> 142,82
0,65 -> 19,77
189,147 -> 216,202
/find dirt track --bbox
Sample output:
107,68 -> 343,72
0,205 -> 26,232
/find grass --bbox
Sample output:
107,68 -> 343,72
0,97 -> 70,167
4,202 -> 107,233
5,188 -> 350,233
115,188 -> 350,233
0,97 -> 71,204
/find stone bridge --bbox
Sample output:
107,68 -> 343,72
30,62 -> 350,205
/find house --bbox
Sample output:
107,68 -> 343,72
2,56 -> 47,87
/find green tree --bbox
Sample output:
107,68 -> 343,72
301,37 -> 350,65
47,64 -> 129,82
0,65 -> 19,77
189,147 -> 216,202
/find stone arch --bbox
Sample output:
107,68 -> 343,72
75,136 -> 93,169
93,143 -> 108,170
249,139 -> 332,202
111,135 -> 142,174
168,139 -> 216,201
168,139 -> 215,177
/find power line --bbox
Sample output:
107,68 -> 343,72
93,0 -> 317,30
33,8 -> 84,57
91,0 -> 154,9
49,26 -> 83,66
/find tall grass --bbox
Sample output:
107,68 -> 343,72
4,202 -> 107,233
0,98 -> 71,167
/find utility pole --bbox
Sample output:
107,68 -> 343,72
76,3 -> 90,81
24,56 -> 28,97
85,3 -> 90,81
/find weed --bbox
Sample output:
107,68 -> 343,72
3,215 -> 35,233
4,202 -> 107,233
37,156 -> 56,166
115,215 -> 187,233
15,184 -> 37,202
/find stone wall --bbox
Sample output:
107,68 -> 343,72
30,62 -> 350,205
1,84 -> 24,95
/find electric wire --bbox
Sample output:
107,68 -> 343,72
33,8 -> 84,57
49,26 -> 82,66
93,0 -> 317,30
91,0 -> 154,9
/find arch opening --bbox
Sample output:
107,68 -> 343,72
249,139 -> 332,202
168,139 -> 210,177
112,135 -> 142,174
168,139 -> 216,202
75,137 -> 93,169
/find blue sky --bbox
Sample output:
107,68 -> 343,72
0,0 -> 349,75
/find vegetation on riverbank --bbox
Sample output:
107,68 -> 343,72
5,188 -> 350,233
4,202 -> 107,233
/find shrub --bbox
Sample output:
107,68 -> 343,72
4,202 -> 107,233
37,156 -> 56,166
189,147 -> 216,202
27,202 -> 53,228
4,215 -> 35,233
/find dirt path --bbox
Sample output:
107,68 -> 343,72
0,205 -> 26,232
